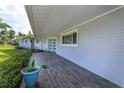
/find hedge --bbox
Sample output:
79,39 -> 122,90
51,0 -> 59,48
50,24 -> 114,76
0,49 -> 32,88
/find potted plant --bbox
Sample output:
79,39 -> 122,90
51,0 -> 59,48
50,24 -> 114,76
21,59 -> 48,87
21,59 -> 40,87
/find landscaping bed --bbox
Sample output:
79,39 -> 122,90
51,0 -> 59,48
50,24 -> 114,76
0,46 -> 32,88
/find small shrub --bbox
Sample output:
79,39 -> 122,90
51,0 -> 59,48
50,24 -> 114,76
0,49 -> 32,88
22,50 -> 32,67
0,62 -> 22,87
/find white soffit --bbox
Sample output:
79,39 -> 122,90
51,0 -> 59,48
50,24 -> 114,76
25,5 -> 120,38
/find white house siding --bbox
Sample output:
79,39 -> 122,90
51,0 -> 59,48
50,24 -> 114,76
19,40 -> 31,49
19,39 -> 43,50
42,38 -> 48,51
34,40 -> 43,50
56,8 -> 124,87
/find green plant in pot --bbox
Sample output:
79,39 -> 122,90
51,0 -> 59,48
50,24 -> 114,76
23,59 -> 36,72
22,58 -> 29,67
22,59 -> 48,87
21,59 -> 40,87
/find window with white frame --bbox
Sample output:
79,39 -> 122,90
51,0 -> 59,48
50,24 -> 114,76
61,29 -> 78,47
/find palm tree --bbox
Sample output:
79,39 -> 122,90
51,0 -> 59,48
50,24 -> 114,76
24,31 -> 34,50
8,30 -> 15,44
0,30 -> 9,45
0,19 -> 11,30
18,32 -> 22,38
0,19 -> 12,45
0,23 -> 11,30
17,32 -> 26,42
0,31 -> 3,44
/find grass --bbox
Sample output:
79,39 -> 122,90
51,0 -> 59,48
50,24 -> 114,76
0,45 -> 24,62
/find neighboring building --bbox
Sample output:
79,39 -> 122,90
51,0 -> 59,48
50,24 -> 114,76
25,5 -> 124,87
19,39 -> 42,50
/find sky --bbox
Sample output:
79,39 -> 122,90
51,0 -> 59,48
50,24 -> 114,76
0,5 -> 32,35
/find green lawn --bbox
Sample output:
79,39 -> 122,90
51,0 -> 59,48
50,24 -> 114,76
0,45 -> 32,87
0,46 -> 22,62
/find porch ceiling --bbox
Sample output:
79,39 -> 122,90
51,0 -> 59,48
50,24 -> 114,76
25,5 -> 120,38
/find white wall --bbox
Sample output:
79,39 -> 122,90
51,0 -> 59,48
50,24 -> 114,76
19,39 -> 42,50
56,7 -> 124,87
42,38 -> 48,50
34,40 -> 42,50
19,40 -> 31,49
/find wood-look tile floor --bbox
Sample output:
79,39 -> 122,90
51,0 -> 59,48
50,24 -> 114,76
20,52 -> 120,88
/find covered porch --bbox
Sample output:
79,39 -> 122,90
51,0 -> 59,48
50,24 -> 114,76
20,52 -> 120,88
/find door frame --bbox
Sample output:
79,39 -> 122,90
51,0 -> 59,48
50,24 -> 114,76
47,37 -> 57,52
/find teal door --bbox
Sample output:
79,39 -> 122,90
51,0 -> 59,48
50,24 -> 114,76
48,39 -> 56,52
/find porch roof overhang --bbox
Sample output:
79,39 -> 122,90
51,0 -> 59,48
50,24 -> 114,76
25,5 -> 121,39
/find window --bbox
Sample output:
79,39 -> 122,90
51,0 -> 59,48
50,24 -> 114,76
61,29 -> 78,47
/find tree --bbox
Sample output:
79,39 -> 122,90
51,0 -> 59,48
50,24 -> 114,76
0,23 -> 11,30
17,32 -> 26,41
0,31 -> 3,44
0,30 -> 10,45
24,31 -> 34,50
8,30 -> 15,44
0,19 -> 11,31
18,32 -> 22,39
14,32 -> 27,45
9,30 -> 15,39
0,19 -> 12,45
25,31 -> 33,40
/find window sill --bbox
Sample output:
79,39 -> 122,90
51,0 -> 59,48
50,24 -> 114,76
61,44 -> 78,47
